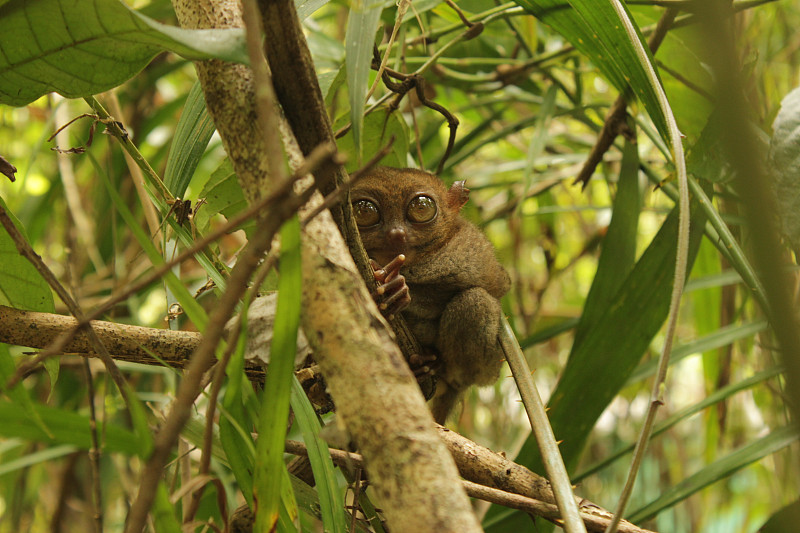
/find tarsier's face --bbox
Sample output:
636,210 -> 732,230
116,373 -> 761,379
351,168 -> 461,268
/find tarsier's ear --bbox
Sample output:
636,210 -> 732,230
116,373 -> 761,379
446,180 -> 470,210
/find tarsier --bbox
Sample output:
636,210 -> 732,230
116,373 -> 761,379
351,167 -> 510,423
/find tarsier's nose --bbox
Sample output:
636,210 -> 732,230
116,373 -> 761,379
387,226 -> 407,246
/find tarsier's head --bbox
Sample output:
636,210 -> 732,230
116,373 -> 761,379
350,167 -> 469,267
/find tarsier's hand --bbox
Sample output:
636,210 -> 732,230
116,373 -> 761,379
370,254 -> 411,320
371,254 -> 439,382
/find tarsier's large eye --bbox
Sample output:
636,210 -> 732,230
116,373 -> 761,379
353,199 -> 381,227
406,195 -> 437,223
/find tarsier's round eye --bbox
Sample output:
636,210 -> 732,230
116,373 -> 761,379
407,195 -> 437,223
353,199 -> 381,227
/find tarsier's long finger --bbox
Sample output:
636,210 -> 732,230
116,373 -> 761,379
381,254 -> 406,281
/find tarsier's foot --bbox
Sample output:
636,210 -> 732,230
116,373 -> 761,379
370,255 -> 411,319
408,352 -> 439,381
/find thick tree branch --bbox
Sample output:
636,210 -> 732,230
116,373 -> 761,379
172,1 -> 482,532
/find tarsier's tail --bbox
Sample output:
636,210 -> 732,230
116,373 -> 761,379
429,382 -> 462,425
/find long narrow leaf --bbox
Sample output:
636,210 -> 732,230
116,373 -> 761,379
290,377 -> 346,532
345,0 -> 384,162
629,425 -> 799,522
164,81 -> 216,198
90,153 -> 208,330
254,216 -> 302,531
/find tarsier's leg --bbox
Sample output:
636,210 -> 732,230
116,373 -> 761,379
430,287 -> 505,423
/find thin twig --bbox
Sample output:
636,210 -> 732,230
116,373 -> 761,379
604,3 -> 689,531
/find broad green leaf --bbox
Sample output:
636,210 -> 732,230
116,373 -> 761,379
0,344 -> 52,438
254,217 -> 302,531
291,377 -> 346,533
344,0 -> 384,162
537,199 -> 706,470
0,196 -> 54,312
164,81 -> 216,198
513,0 -> 669,141
629,425 -> 799,522
0,199 -> 54,434
490,193 -> 708,532
0,400 -> 140,455
0,0 -> 247,107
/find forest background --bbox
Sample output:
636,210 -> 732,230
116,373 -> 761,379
0,0 -> 799,532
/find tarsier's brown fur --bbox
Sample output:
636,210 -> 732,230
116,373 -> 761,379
351,167 -> 510,423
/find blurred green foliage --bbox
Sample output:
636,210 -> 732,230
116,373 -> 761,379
0,0 -> 798,532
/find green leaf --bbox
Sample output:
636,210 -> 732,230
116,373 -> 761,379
0,196 -> 54,312
164,81 -> 216,198
344,0 -> 384,162
152,481 -> 183,533
195,158 -> 252,238
336,107 -> 410,171
512,0 -> 668,141
0,0 -> 247,107
220,327 -> 257,507
291,377 -> 346,533
629,425 -> 799,522
0,443 -> 75,476
575,367 -> 783,482
296,0 -> 330,20
572,135 -> 640,349
758,499 -> 800,533
627,320 -> 768,385
536,199 -> 706,469
254,216 -> 302,531
0,345 -> 52,438
491,192 -> 708,530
